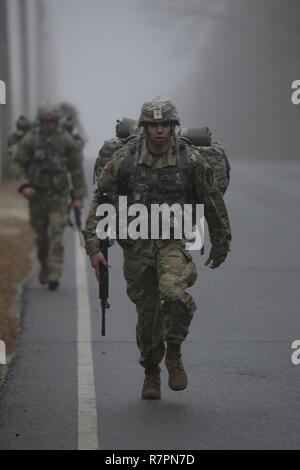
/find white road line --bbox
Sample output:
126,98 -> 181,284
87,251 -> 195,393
75,235 -> 99,450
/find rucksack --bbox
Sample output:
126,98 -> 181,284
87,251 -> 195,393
114,119 -> 231,193
93,137 -> 124,184
95,133 -> 231,195
193,140 -> 231,195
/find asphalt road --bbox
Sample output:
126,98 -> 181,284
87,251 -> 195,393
0,159 -> 299,450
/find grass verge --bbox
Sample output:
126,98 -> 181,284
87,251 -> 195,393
0,184 -> 34,385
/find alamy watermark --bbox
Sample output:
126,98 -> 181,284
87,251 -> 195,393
96,197 -> 205,250
291,80 -> 300,105
291,340 -> 300,365
0,340 -> 6,365
0,80 -> 6,105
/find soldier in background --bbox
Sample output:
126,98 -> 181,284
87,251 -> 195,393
61,115 -> 85,151
7,116 -> 31,159
59,102 -> 86,151
84,97 -> 231,400
14,104 -> 87,291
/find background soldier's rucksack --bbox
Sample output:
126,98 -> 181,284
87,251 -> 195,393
93,138 -> 124,183
93,136 -> 140,184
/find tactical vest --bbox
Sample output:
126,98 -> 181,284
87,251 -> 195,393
108,137 -> 199,240
120,136 -> 197,209
27,131 -> 69,192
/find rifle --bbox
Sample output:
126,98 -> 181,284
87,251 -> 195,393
99,192 -> 110,336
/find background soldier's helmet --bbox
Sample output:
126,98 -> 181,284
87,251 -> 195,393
116,117 -> 138,139
59,101 -> 87,141
59,102 -> 78,120
16,115 -> 31,132
37,104 -> 61,122
138,96 -> 181,127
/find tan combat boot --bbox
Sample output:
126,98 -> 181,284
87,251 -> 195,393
165,344 -> 188,391
141,367 -> 161,400
39,264 -> 48,286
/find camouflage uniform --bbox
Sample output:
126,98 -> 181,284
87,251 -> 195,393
61,115 -> 85,151
7,116 -> 31,160
84,97 -> 231,374
14,106 -> 87,284
59,102 -> 86,151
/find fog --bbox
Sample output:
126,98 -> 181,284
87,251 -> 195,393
46,0 -> 300,160
48,0 -> 201,158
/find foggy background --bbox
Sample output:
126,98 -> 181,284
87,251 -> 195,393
28,0 -> 300,160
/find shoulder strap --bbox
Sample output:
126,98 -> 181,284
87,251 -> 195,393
177,137 -> 197,204
120,136 -> 143,190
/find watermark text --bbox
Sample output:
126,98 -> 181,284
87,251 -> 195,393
291,340 -> 300,365
291,80 -> 300,105
96,197 -> 205,250
0,80 -> 6,105
0,340 -> 6,365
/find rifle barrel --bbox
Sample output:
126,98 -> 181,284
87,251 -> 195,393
99,259 -> 109,336
98,194 -> 110,336
101,303 -> 106,336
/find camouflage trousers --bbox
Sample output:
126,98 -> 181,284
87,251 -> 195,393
123,239 -> 197,370
29,191 -> 69,282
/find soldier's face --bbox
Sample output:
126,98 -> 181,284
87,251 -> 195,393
41,120 -> 58,135
147,122 -> 172,146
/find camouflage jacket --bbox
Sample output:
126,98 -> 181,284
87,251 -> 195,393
84,137 -> 231,262
14,129 -> 87,199
7,131 -> 27,160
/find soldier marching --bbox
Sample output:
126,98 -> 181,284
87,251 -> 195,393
84,97 -> 231,399
13,104 -> 87,291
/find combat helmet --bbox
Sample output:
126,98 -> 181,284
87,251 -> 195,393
138,96 -> 181,127
59,102 -> 78,121
16,115 -> 31,132
37,104 -> 61,122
